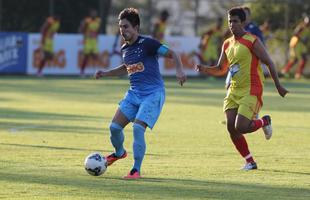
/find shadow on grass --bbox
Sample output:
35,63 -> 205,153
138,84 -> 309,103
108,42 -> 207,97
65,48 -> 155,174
259,169 -> 310,176
0,143 -> 162,157
0,77 -> 129,97
0,107 -> 111,135
0,172 -> 308,200
0,143 -> 108,153
1,121 -> 108,135
0,108 -> 108,121
166,79 -> 310,113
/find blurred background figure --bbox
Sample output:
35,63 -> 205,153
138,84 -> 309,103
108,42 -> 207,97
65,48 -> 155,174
196,17 -> 224,66
281,15 -> 310,79
243,6 -> 269,77
111,30 -> 121,56
243,6 -> 264,43
110,30 -> 125,57
259,19 -> 272,43
79,9 -> 101,76
152,9 -> 169,43
37,15 -> 60,76
191,17 -> 229,78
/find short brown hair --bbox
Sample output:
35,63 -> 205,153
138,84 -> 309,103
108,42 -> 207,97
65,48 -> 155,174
118,8 -> 140,28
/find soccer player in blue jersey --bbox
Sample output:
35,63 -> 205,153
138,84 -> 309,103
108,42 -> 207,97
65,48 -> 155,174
243,7 -> 264,43
95,8 -> 186,179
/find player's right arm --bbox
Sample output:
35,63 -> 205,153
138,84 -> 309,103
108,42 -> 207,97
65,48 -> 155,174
78,19 -> 87,34
195,41 -> 228,72
152,22 -> 160,39
40,20 -> 50,45
40,20 -> 49,35
94,64 -> 127,79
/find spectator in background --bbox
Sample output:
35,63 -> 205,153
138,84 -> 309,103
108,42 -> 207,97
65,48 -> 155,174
37,15 -> 60,76
191,17 -> 229,78
260,19 -> 272,43
197,17 -> 224,66
152,9 -> 169,43
79,9 -> 101,76
243,6 -> 269,77
281,15 -> 309,79
243,7 -> 264,43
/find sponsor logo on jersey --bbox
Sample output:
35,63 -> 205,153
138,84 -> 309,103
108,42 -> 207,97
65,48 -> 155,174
126,62 -> 144,75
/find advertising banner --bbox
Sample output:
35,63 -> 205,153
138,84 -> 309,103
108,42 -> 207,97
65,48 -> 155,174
0,32 -> 28,74
27,33 -> 206,76
27,34 -> 122,75
160,35 -> 200,76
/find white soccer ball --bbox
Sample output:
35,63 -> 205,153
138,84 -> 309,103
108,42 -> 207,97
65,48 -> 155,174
84,152 -> 107,176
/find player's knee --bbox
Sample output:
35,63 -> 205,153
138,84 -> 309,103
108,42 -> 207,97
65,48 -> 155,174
226,122 -> 236,134
235,123 -> 247,134
109,122 -> 123,135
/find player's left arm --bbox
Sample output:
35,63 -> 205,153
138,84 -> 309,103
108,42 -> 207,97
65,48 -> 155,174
40,20 -> 50,45
78,19 -> 87,34
160,45 -> 186,86
252,39 -> 289,97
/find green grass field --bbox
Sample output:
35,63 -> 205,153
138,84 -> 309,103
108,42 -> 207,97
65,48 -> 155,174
0,76 -> 309,200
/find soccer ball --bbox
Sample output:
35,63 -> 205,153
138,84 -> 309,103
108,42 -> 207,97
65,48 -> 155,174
84,152 -> 107,176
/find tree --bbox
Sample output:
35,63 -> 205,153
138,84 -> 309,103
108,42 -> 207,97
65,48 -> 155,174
250,0 -> 310,30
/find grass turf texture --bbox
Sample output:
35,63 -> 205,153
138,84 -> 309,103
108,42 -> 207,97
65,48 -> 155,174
0,76 -> 309,200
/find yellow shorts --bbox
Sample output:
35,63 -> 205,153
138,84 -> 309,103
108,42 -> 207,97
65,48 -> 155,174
289,42 -> 307,60
43,38 -> 54,53
84,38 -> 98,54
223,93 -> 262,120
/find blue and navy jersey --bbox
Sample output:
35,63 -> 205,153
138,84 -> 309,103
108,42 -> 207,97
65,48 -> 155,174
121,36 -> 165,95
245,22 -> 265,44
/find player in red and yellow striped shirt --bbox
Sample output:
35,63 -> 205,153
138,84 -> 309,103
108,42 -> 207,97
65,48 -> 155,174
196,7 -> 288,170
79,9 -> 101,76
152,10 -> 169,44
37,15 -> 60,76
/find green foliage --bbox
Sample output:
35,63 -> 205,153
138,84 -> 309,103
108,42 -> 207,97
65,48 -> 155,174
250,0 -> 310,30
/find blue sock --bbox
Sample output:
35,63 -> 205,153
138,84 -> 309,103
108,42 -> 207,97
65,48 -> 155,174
109,122 -> 125,157
132,123 -> 146,172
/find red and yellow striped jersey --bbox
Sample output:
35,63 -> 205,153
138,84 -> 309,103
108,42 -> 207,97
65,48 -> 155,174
44,17 -> 60,38
223,32 -> 265,100
84,17 -> 101,38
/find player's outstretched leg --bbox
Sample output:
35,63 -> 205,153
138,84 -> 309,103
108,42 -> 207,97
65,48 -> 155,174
106,122 -> 127,166
124,123 -> 145,179
248,115 -> 272,140
262,115 -> 272,140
